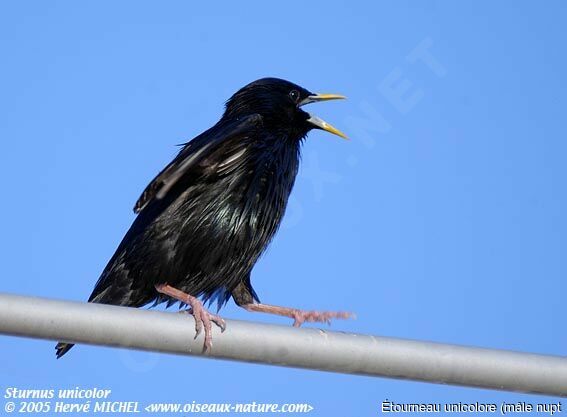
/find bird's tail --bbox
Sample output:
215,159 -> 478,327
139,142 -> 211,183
55,342 -> 74,358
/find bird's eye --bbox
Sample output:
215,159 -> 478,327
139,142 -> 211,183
289,90 -> 300,103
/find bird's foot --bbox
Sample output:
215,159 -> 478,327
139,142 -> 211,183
155,283 -> 225,353
290,309 -> 354,327
180,300 -> 226,353
243,302 -> 354,327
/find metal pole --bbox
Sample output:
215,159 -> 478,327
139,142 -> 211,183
0,292 -> 565,397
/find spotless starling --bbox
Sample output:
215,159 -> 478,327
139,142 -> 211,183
56,78 -> 352,357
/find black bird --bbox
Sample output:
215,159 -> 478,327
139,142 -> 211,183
56,77 -> 351,357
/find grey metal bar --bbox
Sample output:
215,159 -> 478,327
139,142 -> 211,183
0,292 -> 565,396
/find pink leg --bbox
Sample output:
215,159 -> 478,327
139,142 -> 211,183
155,284 -> 226,353
243,302 -> 354,327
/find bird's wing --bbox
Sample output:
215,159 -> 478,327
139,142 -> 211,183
134,114 -> 263,213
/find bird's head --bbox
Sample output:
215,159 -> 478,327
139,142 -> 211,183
223,77 -> 347,140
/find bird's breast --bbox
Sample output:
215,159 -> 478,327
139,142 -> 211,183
166,140 -> 301,279
221,143 -> 300,242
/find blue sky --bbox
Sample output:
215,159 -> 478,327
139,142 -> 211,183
1,0 -> 566,415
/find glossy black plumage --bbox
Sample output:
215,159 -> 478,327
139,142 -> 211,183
56,78 -> 346,357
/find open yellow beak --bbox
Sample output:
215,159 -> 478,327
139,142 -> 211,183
306,115 -> 348,140
300,93 -> 348,140
300,93 -> 347,105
